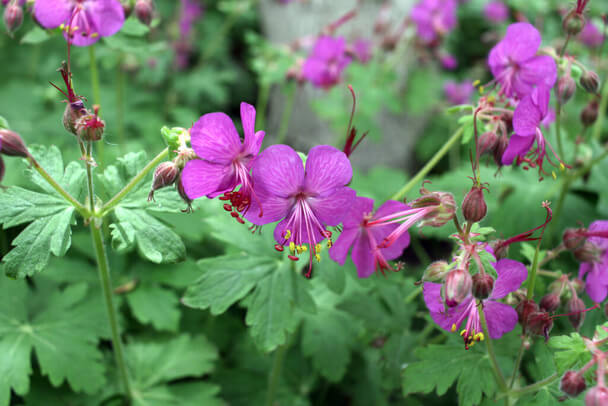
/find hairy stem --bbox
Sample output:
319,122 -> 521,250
509,340 -> 527,388
479,303 -> 508,393
593,75 -> 608,141
391,126 -> 464,201
85,142 -> 96,211
28,156 -> 88,216
266,342 -> 288,406
116,54 -> 126,152
90,222 -> 132,399
509,373 -> 559,397
99,148 -> 169,217
89,46 -> 104,163
527,233 -> 543,300
276,82 -> 296,145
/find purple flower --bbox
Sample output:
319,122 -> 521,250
329,197 -> 411,278
423,259 -> 527,348
579,221 -> 608,302
175,0 -> 204,69
444,80 -> 474,105
440,53 -> 458,70
181,102 -> 265,219
501,86 -> 552,167
302,36 -> 352,89
580,21 -> 604,48
244,144 -> 356,276
351,38 -> 372,64
410,0 -> 458,44
34,0 -> 125,46
484,1 -> 509,23
488,22 -> 557,99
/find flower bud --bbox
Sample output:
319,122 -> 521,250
75,111 -> 105,142
516,299 -> 539,330
580,71 -> 600,94
63,100 -> 86,135
134,0 -> 154,26
557,75 -> 576,105
585,386 -> 608,406
177,174 -> 193,213
412,190 -> 456,228
422,260 -> 449,282
560,370 -> 586,397
572,278 -> 585,294
574,241 -> 602,263
490,239 -> 509,261
493,135 -> 509,166
462,185 -> 487,223
148,161 -> 179,201
478,131 -> 498,156
563,10 -> 586,36
3,3 -> 22,35
563,228 -> 586,250
444,269 -> 472,307
121,0 -> 133,18
526,311 -> 553,341
539,293 -> 561,313
567,297 -> 586,331
581,100 -> 599,127
0,129 -> 28,157
472,273 -> 494,299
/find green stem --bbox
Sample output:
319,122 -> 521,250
89,46 -> 104,163
276,82 -> 296,145
256,81 -> 270,132
391,126 -> 464,201
509,340 -> 526,388
266,342 -> 288,406
479,303 -> 508,393
404,287 -> 422,304
593,76 -> 608,141
85,142 -> 96,211
99,148 -> 169,217
90,222 -> 132,399
28,156 -> 88,217
116,55 -> 126,152
509,373 -> 559,397
527,233 -> 543,300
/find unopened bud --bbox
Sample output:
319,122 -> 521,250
585,386 -> 608,406
134,0 -> 154,26
177,174 -> 193,213
75,111 -> 105,142
3,3 -> 22,35
572,278 -> 585,294
412,190 -> 456,228
148,161 -> 179,201
462,185 -> 487,223
0,129 -> 28,157
574,241 -> 602,263
493,135 -> 509,166
563,228 -> 586,250
563,10 -> 586,36
557,75 -> 576,105
567,297 -> 586,331
539,293 -> 561,313
121,0 -> 133,18
516,299 -> 539,331
580,71 -> 600,94
63,100 -> 86,135
422,261 -> 449,282
526,311 -> 553,341
444,269 -> 472,307
472,273 -> 494,299
581,100 -> 599,127
490,239 -> 509,260
560,370 -> 586,397
478,131 -> 498,156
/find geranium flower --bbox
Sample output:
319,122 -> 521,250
302,36 -> 352,89
488,22 -> 557,98
181,102 -> 265,221
423,259 -> 527,349
245,144 -> 356,276
329,197 -> 411,278
579,221 -> 608,302
580,21 -> 603,48
484,1 -> 509,23
34,0 -> 125,46
410,0 -> 458,44
444,80 -> 474,105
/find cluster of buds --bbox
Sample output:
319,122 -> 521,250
410,185 -> 456,228
0,128 -> 29,182
563,227 -> 607,264
3,0 -> 23,36
516,298 -> 554,341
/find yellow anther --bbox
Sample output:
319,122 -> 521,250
327,239 -> 333,248
478,86 -> 485,94
451,323 -> 457,333
315,254 -> 321,262
301,245 -> 308,252
476,332 -> 485,341
473,79 -> 481,87
284,230 -> 292,240
551,171 -> 557,180
460,329 -> 467,337
296,245 -> 303,254
91,32 -> 99,38
560,162 -> 565,172
289,241 -> 296,254
59,23 -> 65,30
488,95 -> 496,103
315,243 -> 322,252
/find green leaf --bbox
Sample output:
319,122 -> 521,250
2,207 -> 74,278
20,26 -> 51,44
112,207 -> 185,264
119,18 -> 150,36
0,187 -> 69,227
402,343 -> 497,404
0,116 -> 9,129
126,284 -> 180,332
26,146 -> 86,201
549,332 -> 591,374
0,278 -> 107,406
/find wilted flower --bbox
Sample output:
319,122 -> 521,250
245,144 -> 356,277
329,197 -> 410,278
424,259 -> 527,348
484,1 -> 509,23
410,0 -> 458,44
181,102 -> 265,222
34,0 -> 125,46
488,23 -> 557,98
444,80 -> 474,105
578,221 -> 608,302
302,36 -> 352,89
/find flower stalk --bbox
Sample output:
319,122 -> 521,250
479,303 -> 508,393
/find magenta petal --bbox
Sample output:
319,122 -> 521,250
484,300 -> 518,339
309,187 -> 356,226
351,232 -> 376,278
584,266 -> 608,303
240,102 -> 264,156
190,112 -> 241,164
244,191 -> 291,226
34,0 -> 72,28
490,259 -> 528,300
180,159 -> 226,199
500,23 -> 542,63
579,262 -> 593,280
375,225 -> 410,260
588,220 -> 608,250
424,283 -> 472,331
342,196 -> 373,228
329,227 -> 359,265
273,217 -> 324,246
517,56 -> 558,91
89,0 -> 125,37
501,134 -> 534,165
374,200 -> 410,220
423,282 -> 447,313
303,145 -> 352,196
513,95 -> 542,136
251,144 -> 304,197
312,36 -> 346,61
